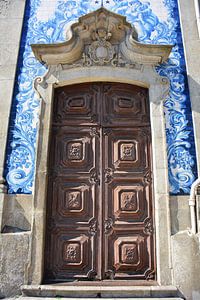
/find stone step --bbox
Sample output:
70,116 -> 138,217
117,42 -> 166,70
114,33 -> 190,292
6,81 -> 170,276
21,285 -> 184,299
17,298 -> 185,300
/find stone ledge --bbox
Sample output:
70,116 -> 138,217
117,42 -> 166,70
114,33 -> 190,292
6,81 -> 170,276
7,298 -> 185,300
21,285 -> 181,298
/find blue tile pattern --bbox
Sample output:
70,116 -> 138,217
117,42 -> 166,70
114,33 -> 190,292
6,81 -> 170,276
4,0 -> 197,194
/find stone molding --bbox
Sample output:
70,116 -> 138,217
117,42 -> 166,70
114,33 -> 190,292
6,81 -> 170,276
31,7 -> 172,68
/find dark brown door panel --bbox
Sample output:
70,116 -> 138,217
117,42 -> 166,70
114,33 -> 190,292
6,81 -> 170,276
106,179 -> 151,223
49,126 -> 99,175
44,82 -> 155,282
53,83 -> 100,126
47,177 -> 96,224
105,230 -> 154,280
103,127 -> 151,173
44,229 -> 98,281
102,83 -> 150,127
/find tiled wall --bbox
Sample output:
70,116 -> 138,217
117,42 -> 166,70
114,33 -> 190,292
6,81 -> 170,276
4,0 -> 198,195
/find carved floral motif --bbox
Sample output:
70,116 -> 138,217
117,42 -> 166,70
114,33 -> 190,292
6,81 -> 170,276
120,143 -> 136,161
144,218 -> 153,235
89,218 -> 97,236
68,142 -> 83,160
104,168 -> 113,183
65,191 -> 81,210
125,247 -> 136,261
121,191 -> 137,211
122,244 -> 137,264
104,218 -> 113,234
89,169 -> 99,185
90,127 -> 100,137
63,243 -> 80,262
143,171 -> 152,184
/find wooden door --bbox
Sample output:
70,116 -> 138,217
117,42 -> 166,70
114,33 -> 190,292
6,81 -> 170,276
44,83 -> 155,282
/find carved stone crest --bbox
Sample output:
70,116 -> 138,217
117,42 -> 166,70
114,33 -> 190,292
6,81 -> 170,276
87,39 -> 115,66
84,16 -> 116,66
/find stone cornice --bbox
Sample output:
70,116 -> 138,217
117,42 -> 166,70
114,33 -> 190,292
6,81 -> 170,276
31,7 -> 173,67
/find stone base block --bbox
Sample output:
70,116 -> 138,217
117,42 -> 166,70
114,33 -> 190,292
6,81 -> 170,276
21,285 -> 181,298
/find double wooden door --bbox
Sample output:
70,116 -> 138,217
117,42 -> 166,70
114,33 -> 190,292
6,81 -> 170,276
44,82 -> 155,282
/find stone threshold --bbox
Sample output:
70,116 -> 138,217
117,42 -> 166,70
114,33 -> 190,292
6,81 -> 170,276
16,297 -> 183,300
21,285 -> 182,298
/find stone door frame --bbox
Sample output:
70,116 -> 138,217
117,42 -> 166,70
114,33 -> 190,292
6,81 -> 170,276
29,64 -> 172,286
28,7 -> 173,286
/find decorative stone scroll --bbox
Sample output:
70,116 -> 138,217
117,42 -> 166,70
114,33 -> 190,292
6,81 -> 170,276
31,7 -> 172,69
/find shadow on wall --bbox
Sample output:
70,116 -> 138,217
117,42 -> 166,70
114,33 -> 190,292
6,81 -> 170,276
1,194 -> 32,233
188,76 -> 200,119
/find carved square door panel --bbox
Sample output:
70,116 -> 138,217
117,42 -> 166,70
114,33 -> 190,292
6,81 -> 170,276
103,127 -> 151,173
105,233 -> 154,280
49,126 -> 97,174
53,83 -> 100,125
49,177 -> 95,223
108,180 -> 150,222
101,83 -> 150,127
44,82 -> 155,282
45,229 -> 97,280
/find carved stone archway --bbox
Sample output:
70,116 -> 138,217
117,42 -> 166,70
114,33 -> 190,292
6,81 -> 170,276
27,7 -> 173,288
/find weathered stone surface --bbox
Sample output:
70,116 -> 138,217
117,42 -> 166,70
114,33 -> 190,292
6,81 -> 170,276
0,0 -> 25,19
0,19 -> 23,44
8,298 -> 184,300
0,232 -> 31,297
1,194 -> 33,232
171,231 -> 200,300
170,196 -> 191,235
21,285 -> 180,298
0,0 -> 10,17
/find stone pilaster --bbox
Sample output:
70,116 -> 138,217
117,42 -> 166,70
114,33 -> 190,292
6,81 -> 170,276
0,0 -> 26,193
